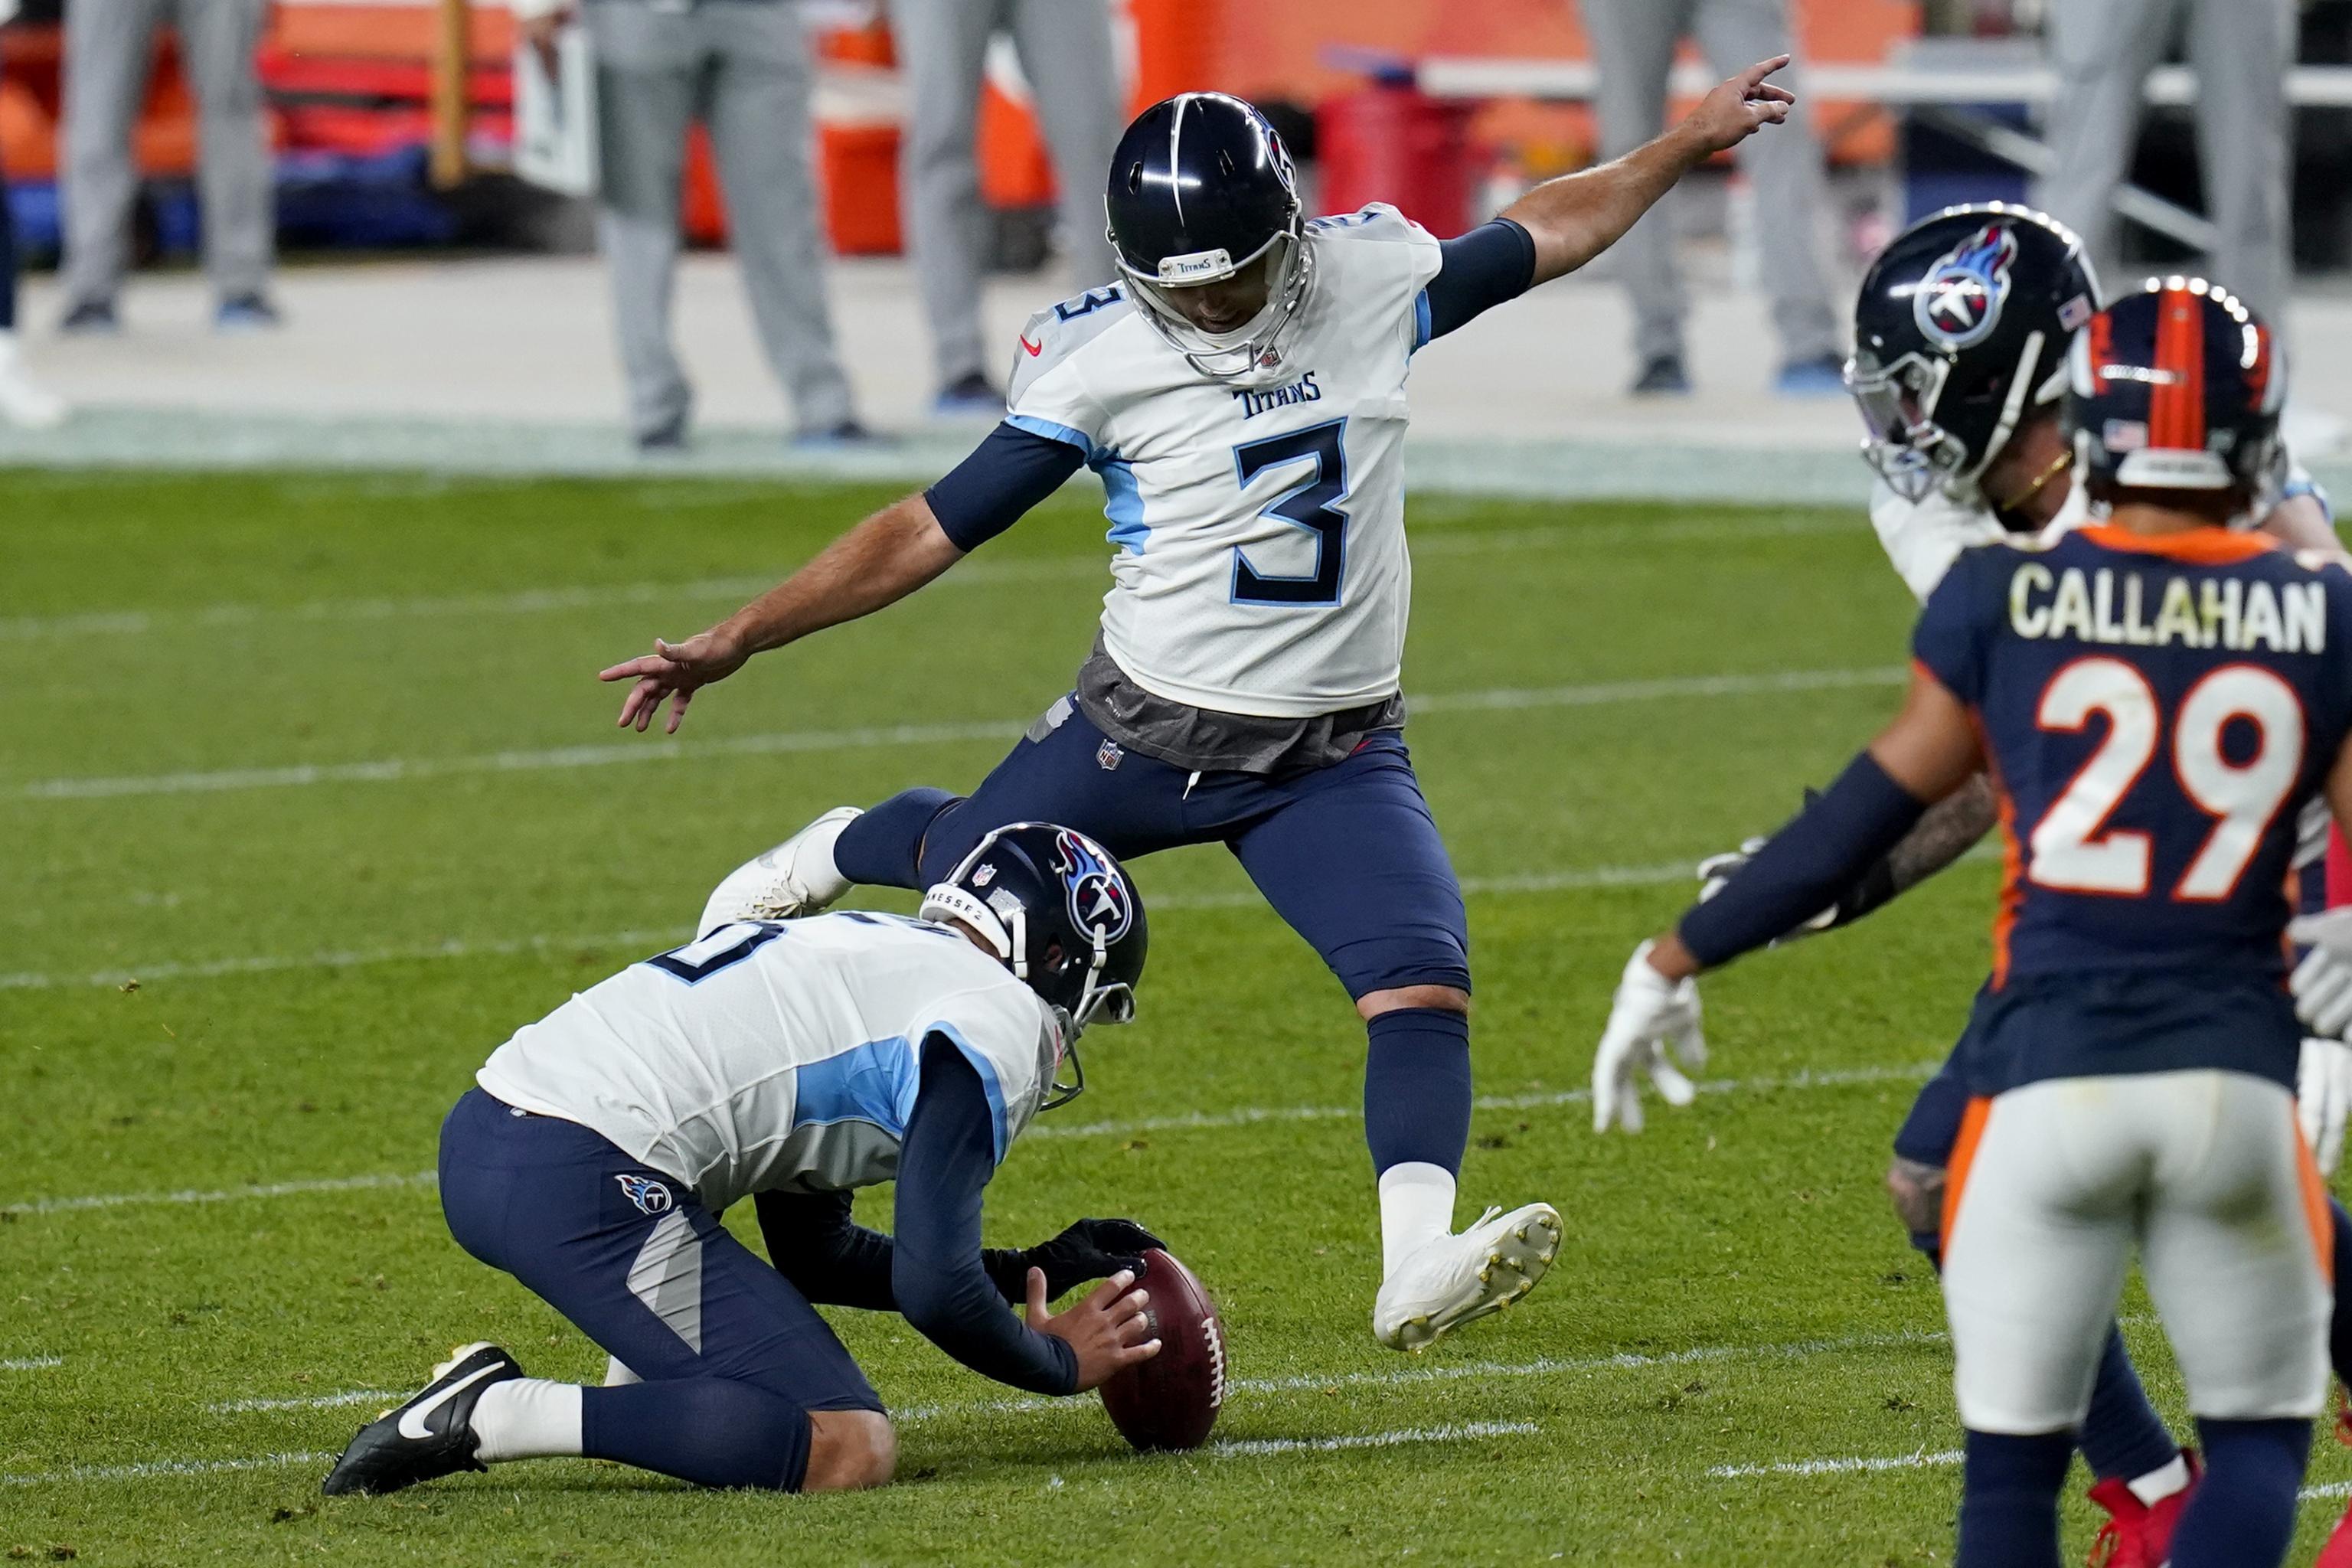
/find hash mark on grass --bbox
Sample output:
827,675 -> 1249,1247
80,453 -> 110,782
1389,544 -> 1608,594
5,1064 -> 1938,1217
14,667 -> 1904,803
1710,1449 -> 1962,1479
1,1357 -> 63,1371
2,1451 -> 335,1487
208,1389 -> 398,1413
1206,1421 -> 1539,1457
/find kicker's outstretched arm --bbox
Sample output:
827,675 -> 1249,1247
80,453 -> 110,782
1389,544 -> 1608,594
1503,56 -> 1795,287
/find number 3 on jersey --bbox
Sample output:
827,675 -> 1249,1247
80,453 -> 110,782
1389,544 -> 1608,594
2030,657 -> 2305,901
1230,417 -> 1349,606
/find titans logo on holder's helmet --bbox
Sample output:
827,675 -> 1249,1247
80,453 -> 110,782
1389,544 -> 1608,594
1056,828 -> 1135,945
1913,223 -> 2020,351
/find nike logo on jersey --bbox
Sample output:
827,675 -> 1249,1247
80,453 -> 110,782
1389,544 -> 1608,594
1232,371 -> 1321,420
1019,335 -> 1044,357
397,1361 -> 507,1440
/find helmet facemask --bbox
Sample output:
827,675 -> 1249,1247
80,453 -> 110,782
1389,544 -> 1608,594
1848,329 -> 2050,504
1112,218 -> 1315,381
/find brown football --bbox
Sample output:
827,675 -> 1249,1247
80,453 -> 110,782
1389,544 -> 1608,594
1099,1247 -> 1226,1452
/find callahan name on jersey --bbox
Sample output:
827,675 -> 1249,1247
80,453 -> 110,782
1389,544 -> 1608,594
2007,560 -> 2328,655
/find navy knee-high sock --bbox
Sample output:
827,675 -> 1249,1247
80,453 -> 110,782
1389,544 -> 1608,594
1955,1429 -> 2071,1568
1362,1008 -> 1472,1175
2332,1197 -> 2352,1386
833,789 -> 959,890
0,176 -> 15,332
2168,1417 -> 2309,1568
580,1377 -> 814,1491
2078,1324 -> 2183,1482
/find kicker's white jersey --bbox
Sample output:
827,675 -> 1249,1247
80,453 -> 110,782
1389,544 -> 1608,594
1006,205 -> 1445,717
475,913 -> 1060,1213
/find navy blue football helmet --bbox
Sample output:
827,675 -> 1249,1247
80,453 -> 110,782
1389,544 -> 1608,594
1104,91 -> 1312,378
2066,276 -> 2286,508
1847,204 -> 2100,501
920,823 -> 1148,1108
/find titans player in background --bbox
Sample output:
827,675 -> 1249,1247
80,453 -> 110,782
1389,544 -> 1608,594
600,64 -> 1799,1350
1600,279 -> 2350,1568
1597,207 -> 2351,1566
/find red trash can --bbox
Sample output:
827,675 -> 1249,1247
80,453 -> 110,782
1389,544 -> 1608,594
1315,85 -> 1475,238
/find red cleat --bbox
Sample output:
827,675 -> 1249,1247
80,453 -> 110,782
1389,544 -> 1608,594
2319,1403 -> 2352,1568
2084,1451 -> 2200,1568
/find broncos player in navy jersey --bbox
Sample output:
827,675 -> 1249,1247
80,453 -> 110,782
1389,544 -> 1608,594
1596,280 -> 2351,1568
599,67 -> 1802,1352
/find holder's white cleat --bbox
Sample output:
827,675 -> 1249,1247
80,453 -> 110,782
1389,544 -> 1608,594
697,807 -> 861,936
1372,1200 -> 1561,1352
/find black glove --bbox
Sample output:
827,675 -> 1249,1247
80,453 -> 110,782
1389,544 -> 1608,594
982,1217 -> 1165,1303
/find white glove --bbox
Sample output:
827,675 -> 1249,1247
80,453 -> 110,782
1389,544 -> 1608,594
2291,909 -> 2352,1039
1696,839 -> 1835,940
2300,1037 -> 2352,1178
1592,940 -> 1707,1133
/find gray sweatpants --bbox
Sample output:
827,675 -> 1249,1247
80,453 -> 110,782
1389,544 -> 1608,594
886,0 -> 1121,388
1579,0 -> 1839,367
586,0 -> 854,439
2037,0 -> 2295,324
61,0 -> 274,309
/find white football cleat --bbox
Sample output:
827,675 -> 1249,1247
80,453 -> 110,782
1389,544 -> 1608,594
697,807 -> 861,936
1372,1200 -> 1561,1353
0,338 -> 67,431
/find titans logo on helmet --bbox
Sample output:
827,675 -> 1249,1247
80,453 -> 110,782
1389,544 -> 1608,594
1054,829 -> 1135,943
615,1173 -> 673,1216
1913,223 -> 2019,351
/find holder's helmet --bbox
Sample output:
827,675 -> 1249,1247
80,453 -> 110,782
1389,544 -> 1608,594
1105,92 -> 1313,380
1847,204 -> 2100,501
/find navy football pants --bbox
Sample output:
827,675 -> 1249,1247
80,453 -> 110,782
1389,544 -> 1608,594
848,699 -> 1472,1000
439,1089 -> 882,1489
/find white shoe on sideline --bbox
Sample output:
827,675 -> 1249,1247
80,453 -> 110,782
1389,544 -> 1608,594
1372,1200 -> 1561,1353
696,807 -> 861,936
0,338 -> 67,430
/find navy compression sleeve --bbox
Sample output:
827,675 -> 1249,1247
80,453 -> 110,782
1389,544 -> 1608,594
1677,752 -> 1929,969
1420,219 -> 1537,343
753,1190 -> 897,1311
891,1037 -> 1080,1396
923,423 -> 1087,552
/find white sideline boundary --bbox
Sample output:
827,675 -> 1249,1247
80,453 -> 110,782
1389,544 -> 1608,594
14,665 -> 1904,803
4,1062 -> 1939,1219
0,514 -> 1851,643
0,855 -> 1735,992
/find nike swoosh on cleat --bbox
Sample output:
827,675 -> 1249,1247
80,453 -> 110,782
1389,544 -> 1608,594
1018,335 -> 1043,357
396,1362 -> 505,1441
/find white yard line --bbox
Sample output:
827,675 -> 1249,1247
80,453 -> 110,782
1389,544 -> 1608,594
11,666 -> 1904,804
208,1389 -> 399,1414
1,1356 -> 63,1371
1,1451 -> 335,1487
0,858 -> 1728,991
1710,1451 -> 2352,1505
5,1063 -> 1938,1220
0,514 -> 1849,642
1205,1420 -> 1539,1458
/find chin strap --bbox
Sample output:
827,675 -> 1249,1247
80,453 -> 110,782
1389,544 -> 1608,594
1992,447 -> 2073,519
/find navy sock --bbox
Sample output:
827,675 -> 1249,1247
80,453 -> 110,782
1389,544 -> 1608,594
0,180 -> 14,332
2169,1417 -> 2309,1568
1955,1429 -> 2070,1568
580,1377 -> 814,1491
2332,1197 -> 2352,1385
833,789 -> 959,890
1363,1008 -> 1472,1176
2077,1324 -> 2181,1484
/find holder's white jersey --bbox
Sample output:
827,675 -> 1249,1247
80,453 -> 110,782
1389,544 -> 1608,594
1006,205 -> 1445,718
475,913 -> 1060,1213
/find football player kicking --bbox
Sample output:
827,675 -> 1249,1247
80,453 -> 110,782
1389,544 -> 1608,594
596,64 -> 1798,1351
1595,281 -> 2346,1568
1601,203 -> 2352,1568
322,825 -> 1156,1497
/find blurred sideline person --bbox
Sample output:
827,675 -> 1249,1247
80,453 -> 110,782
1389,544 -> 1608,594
1576,0 -> 1843,396
2038,0 -> 2294,327
887,0 -> 1122,416
518,0 -> 867,451
322,825 -> 1161,1498
1597,279 -> 2345,1568
0,0 -> 65,426
57,0 -> 277,332
1598,204 -> 2347,1566
598,67 -> 1802,1351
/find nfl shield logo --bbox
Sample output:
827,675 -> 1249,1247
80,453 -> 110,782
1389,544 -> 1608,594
1096,740 -> 1125,771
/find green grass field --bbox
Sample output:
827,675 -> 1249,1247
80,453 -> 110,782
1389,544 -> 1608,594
5,469 -> 2347,1565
